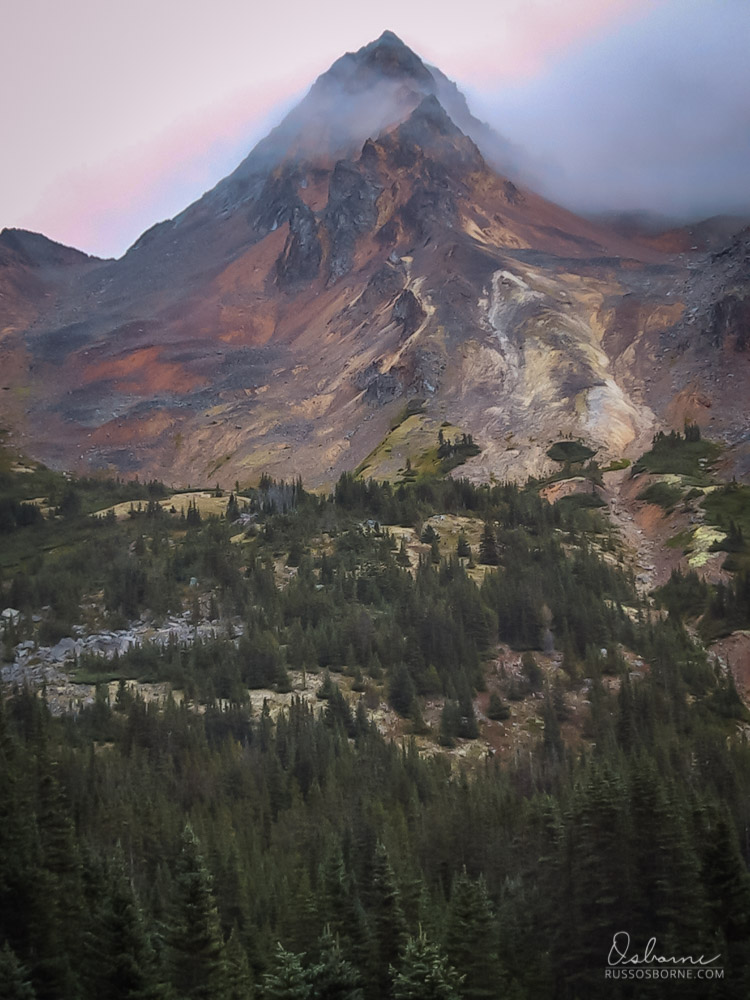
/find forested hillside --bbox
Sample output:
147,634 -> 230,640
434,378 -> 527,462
2,441 -> 750,998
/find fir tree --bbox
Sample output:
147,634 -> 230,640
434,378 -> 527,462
391,932 -> 463,1000
261,944 -> 311,1000
167,825 -> 228,1000
367,842 -> 407,999
308,927 -> 363,1000
444,870 -> 503,1000
225,925 -> 254,1000
0,942 -> 36,1000
701,812 -> 750,994
85,848 -> 166,1000
478,523 -> 499,566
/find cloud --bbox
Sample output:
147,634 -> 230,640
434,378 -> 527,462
467,0 -> 750,220
0,0 -> 661,256
4,0 -> 745,254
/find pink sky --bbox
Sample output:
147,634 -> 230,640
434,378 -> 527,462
1,0 -> 663,258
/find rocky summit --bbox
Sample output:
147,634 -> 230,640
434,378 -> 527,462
0,31 -> 748,487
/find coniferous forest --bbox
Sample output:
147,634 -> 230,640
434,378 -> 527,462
2,444 -> 750,999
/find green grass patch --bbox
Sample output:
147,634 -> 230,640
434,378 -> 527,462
389,398 -> 426,432
666,530 -> 694,552
702,482 -> 750,539
632,431 -> 721,482
654,568 -> 710,621
547,440 -> 596,464
437,439 -> 481,475
556,493 -> 606,511
720,552 -> 750,573
72,667 -> 134,685
637,481 -> 683,511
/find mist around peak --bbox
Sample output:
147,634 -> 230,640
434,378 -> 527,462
470,0 -> 750,224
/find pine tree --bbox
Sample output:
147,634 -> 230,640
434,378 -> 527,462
225,925 -> 254,1000
261,944 -> 311,1000
396,539 -> 411,568
478,523 -> 499,566
541,686 -> 563,761
391,932 -> 463,1000
308,927 -> 363,1000
367,842 -> 407,999
0,942 -> 36,1000
701,812 -> 750,994
33,756 -> 84,1000
167,825 -> 228,1000
487,692 -> 510,721
444,870 -> 503,1000
85,848 -> 166,1000
320,846 -> 360,948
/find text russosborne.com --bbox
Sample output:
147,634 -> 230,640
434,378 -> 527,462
605,968 -> 725,980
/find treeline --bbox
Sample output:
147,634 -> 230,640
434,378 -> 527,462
1,618 -> 750,1000
656,567 -> 750,639
3,464 -> 750,996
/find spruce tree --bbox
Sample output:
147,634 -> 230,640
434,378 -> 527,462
391,932 -> 463,1000
367,842 -> 407,999
701,812 -> 750,994
308,927 -> 363,1000
225,925 -> 254,1000
261,944 -> 311,1000
478,523 -> 498,566
33,756 -> 84,1000
444,870 -> 503,1000
0,942 -> 36,1000
84,849 -> 166,1000
167,825 -> 228,1000
319,845 -> 365,954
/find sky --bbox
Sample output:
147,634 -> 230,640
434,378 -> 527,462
1,0 -> 748,259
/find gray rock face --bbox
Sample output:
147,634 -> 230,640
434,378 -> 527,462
392,289 -> 426,339
363,372 -> 402,404
276,203 -> 322,288
707,294 -> 750,351
324,161 -> 381,282
250,171 -> 299,235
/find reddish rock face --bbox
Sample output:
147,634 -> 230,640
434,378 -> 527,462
1,33 -> 748,488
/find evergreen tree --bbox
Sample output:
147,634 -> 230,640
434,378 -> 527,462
391,932 -> 463,1000
225,925 -> 254,1000
396,539 -> 411,568
541,686 -> 563,761
226,493 -> 240,522
84,849 -> 166,1000
261,944 -> 311,1000
367,842 -> 407,999
33,756 -> 84,1000
167,825 -> 228,1000
487,692 -> 510,721
308,927 -> 363,1000
701,812 -> 750,994
0,942 -> 36,1000
444,870 -> 503,1000
389,664 -> 417,718
478,523 -> 499,566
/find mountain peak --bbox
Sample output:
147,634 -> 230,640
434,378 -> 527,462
322,31 -> 435,92
373,29 -> 406,45
0,227 -> 95,267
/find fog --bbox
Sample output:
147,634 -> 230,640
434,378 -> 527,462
467,0 -> 750,222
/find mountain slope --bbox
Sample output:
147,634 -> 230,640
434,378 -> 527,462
0,32 -> 747,487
